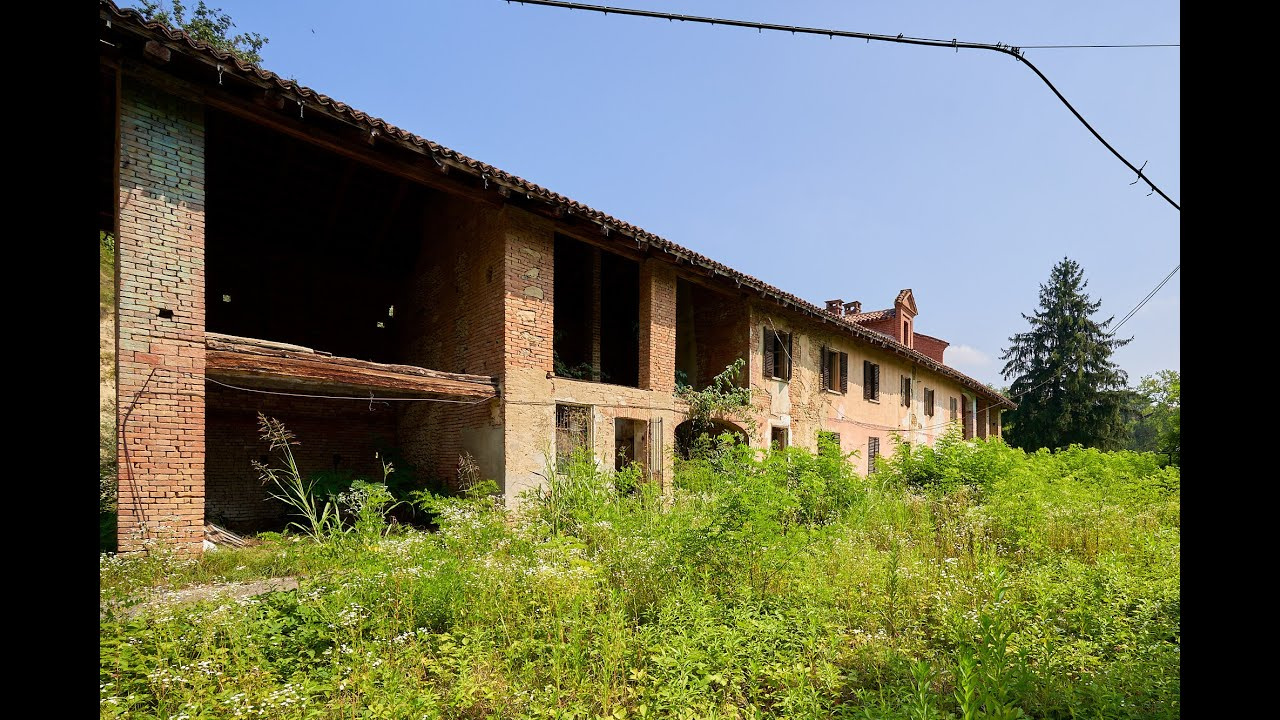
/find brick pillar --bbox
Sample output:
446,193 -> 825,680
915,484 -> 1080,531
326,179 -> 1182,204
505,221 -> 554,372
978,405 -> 989,439
638,259 -> 677,393
590,248 -> 602,381
116,78 -> 206,555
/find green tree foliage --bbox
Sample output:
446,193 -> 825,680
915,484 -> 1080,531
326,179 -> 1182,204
1126,370 -> 1180,465
1000,258 -> 1132,451
135,0 -> 268,65
675,358 -> 753,439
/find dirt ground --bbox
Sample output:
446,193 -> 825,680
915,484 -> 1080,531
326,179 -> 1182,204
102,576 -> 300,621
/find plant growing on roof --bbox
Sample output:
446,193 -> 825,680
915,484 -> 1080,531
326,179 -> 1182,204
135,0 -> 269,65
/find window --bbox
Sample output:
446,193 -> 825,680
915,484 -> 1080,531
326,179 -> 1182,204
901,376 -> 912,407
555,404 -> 591,466
867,437 -> 880,473
770,426 -> 789,450
763,328 -> 793,381
924,388 -> 935,417
817,430 -> 841,454
821,346 -> 849,393
949,397 -> 958,423
863,360 -> 880,401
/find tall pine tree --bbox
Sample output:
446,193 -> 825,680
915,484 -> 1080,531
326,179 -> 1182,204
1000,258 -> 1131,451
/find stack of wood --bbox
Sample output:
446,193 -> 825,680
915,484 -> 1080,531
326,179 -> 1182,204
204,521 -> 253,549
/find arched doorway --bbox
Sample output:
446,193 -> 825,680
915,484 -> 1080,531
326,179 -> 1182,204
674,419 -> 749,459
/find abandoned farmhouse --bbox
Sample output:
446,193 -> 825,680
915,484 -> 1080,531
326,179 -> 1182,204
99,1 -> 1014,555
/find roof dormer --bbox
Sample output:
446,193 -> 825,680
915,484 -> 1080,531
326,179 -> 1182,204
894,289 -> 917,348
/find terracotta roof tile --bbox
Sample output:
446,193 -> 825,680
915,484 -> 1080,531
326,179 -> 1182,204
846,308 -> 896,322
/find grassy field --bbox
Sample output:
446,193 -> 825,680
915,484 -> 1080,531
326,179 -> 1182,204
100,428 -> 1179,719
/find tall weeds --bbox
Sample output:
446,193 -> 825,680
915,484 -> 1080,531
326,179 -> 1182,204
101,429 -> 1179,719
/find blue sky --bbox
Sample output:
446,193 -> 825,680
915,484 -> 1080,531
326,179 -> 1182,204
130,0 -> 1179,387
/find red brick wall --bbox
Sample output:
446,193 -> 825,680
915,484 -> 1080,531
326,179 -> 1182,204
116,77 -> 206,555
639,260 -> 677,392
505,212 -> 555,373
913,333 -> 949,364
205,386 -> 399,532
395,194 -> 507,491
860,316 -> 899,341
691,284 -> 748,389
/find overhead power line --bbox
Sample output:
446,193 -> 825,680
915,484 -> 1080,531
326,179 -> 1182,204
1114,264 -> 1180,331
505,0 -> 1180,211
1019,43 -> 1179,49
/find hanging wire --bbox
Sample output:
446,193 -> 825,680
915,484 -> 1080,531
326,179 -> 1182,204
507,0 -> 1180,210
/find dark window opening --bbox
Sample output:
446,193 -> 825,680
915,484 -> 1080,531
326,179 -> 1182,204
868,437 -> 880,474
675,278 -> 749,390
553,234 -> 639,387
770,426 -> 789,450
600,252 -> 640,387
553,235 -> 594,379
204,110 -> 430,364
556,404 -> 592,466
901,376 -> 912,407
924,388 -> 935,417
863,360 -> 880,401
821,347 -> 849,393
763,328 -> 793,381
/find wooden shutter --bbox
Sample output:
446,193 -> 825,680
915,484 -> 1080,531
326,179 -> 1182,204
863,361 -> 872,399
839,352 -> 849,394
763,328 -> 774,378
820,346 -> 830,390
872,363 -> 880,399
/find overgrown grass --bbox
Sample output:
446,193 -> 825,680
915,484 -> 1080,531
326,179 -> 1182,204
100,427 -> 1179,719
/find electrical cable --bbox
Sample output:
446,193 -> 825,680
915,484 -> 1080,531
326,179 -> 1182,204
506,0 -> 1180,210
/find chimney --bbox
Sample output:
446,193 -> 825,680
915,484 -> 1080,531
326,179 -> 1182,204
845,300 -> 862,315
824,299 -> 845,316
